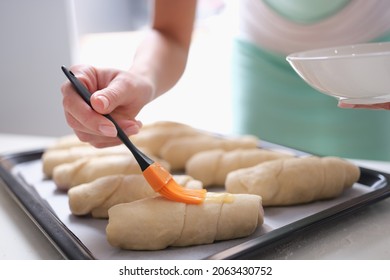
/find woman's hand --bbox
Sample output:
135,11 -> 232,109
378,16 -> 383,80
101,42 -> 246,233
338,101 -> 390,110
61,64 -> 154,148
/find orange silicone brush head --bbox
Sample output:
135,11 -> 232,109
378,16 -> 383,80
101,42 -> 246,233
143,162 -> 207,204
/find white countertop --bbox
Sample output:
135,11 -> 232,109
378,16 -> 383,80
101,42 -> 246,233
0,134 -> 62,259
0,133 -> 390,260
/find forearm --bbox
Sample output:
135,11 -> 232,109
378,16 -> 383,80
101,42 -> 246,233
129,0 -> 196,102
129,28 -> 190,100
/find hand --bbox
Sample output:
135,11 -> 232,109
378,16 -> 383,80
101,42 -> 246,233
338,101 -> 390,110
61,64 -> 154,147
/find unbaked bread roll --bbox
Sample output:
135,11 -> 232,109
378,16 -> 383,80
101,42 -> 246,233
186,148 -> 293,187
225,156 -> 360,206
106,193 -> 263,250
52,154 -> 170,190
130,121 -> 210,157
45,134 -> 88,150
160,135 -> 260,171
42,145 -> 130,178
68,174 -> 203,218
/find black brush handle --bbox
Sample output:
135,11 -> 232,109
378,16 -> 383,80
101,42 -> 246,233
61,66 -> 153,171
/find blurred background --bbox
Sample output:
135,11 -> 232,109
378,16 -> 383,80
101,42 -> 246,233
0,0 -> 236,137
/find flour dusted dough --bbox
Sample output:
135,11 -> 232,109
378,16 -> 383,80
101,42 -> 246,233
68,174 -> 203,218
225,156 -> 360,206
186,148 -> 293,187
106,193 -> 263,250
52,154 -> 170,190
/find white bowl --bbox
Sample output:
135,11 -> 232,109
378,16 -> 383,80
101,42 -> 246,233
286,42 -> 390,104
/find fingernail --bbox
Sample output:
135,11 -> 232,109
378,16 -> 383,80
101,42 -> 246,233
124,124 -> 140,135
98,125 -> 117,137
96,95 -> 109,110
339,103 -> 355,108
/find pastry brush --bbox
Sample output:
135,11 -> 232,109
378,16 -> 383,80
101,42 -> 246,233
61,66 -> 206,204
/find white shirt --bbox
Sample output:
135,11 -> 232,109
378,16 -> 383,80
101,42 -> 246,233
238,0 -> 390,54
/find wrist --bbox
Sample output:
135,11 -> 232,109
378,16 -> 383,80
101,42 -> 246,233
128,67 -> 157,104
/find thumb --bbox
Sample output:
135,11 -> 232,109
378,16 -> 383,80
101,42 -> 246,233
90,83 -> 126,115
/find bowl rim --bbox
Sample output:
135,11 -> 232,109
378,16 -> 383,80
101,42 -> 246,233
286,42 -> 390,61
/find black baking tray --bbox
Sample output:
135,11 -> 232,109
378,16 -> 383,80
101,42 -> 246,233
0,149 -> 94,260
0,143 -> 389,260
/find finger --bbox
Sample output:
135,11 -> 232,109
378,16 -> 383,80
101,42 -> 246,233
90,81 -> 131,115
68,64 -> 99,93
63,82 -> 142,137
120,120 -> 142,135
74,130 -> 123,148
62,83 -> 118,137
338,101 -> 390,110
337,102 -> 356,109
73,120 -> 141,148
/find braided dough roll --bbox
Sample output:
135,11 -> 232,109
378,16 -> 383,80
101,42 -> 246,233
130,121 -> 210,157
106,193 -> 263,250
225,156 -> 360,206
186,148 -> 293,187
44,121 -> 191,176
68,174 -> 203,218
45,134 -> 88,150
42,145 -> 130,178
52,154 -> 170,190
160,135 -> 260,171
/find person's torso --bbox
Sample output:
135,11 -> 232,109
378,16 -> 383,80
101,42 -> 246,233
238,0 -> 390,55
